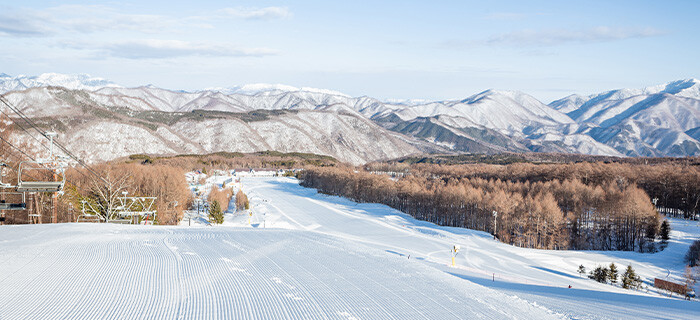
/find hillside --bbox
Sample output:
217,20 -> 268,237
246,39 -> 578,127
2,73 -> 700,162
3,87 -> 426,165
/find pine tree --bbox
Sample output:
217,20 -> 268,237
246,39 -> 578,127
590,266 -> 608,283
622,265 -> 641,289
659,220 -> 671,247
577,265 -> 586,278
609,263 -> 618,284
208,200 -> 224,224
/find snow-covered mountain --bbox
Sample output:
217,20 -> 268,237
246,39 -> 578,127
374,89 -> 621,156
0,73 -> 120,93
3,86 -> 429,164
3,72 -> 699,161
205,83 -> 351,97
549,79 -> 700,156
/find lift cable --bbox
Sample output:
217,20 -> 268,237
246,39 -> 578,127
0,95 -> 108,185
0,108 -> 92,182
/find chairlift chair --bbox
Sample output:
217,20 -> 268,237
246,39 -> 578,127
0,162 -> 27,210
16,160 -> 66,193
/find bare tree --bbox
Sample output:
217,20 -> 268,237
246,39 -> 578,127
88,170 -> 132,221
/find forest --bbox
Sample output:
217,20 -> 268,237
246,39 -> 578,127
299,161 -> 690,251
367,160 -> 700,220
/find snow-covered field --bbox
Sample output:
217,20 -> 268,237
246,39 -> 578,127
1,176 -> 699,319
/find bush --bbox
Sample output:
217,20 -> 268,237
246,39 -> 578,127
686,239 -> 700,267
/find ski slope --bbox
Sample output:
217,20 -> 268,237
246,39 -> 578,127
1,177 -> 698,319
0,219 -> 555,318
232,177 -> 699,319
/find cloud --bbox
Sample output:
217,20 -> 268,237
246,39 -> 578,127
486,26 -> 665,46
0,5 -> 177,37
446,26 -> 665,48
65,39 -> 277,59
0,5 -> 291,38
220,7 -> 291,20
0,11 -> 51,37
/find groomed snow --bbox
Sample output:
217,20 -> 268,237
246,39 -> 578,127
1,176 -> 698,319
0,226 -> 557,319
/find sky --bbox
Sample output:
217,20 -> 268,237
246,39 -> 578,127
0,0 -> 698,102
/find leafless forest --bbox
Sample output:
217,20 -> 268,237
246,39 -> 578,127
300,160 -> 700,251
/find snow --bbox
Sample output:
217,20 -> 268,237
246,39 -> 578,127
0,73 -> 120,93
205,83 -> 351,98
5,72 -> 700,158
231,177 -> 700,319
3,177 -> 698,319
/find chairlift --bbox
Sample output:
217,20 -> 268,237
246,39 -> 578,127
16,160 -> 66,193
0,192 -> 27,210
76,200 -> 105,223
0,162 -> 26,210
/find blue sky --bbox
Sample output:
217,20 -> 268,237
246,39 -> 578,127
0,0 -> 698,102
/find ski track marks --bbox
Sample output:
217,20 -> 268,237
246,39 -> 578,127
0,224 -> 559,319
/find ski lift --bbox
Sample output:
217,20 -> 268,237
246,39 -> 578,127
76,200 -> 105,223
0,191 -> 26,210
0,162 -> 26,210
16,160 -> 66,193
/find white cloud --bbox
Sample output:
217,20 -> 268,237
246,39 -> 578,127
66,39 -> 277,59
0,11 -> 52,37
484,26 -> 665,46
0,5 -> 292,38
0,5 -> 178,36
220,7 -> 291,20
445,26 -> 665,48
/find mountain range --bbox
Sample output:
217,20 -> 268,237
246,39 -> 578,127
1,73 -> 699,164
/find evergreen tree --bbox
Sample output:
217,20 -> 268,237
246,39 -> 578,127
608,263 -> 618,284
622,265 -> 641,289
590,266 -> 608,283
208,200 -> 224,224
659,220 -> 671,246
577,265 -> 586,278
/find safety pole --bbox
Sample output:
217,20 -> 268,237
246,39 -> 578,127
451,245 -> 460,267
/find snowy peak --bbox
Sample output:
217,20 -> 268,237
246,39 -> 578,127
204,83 -> 350,97
0,73 -> 121,93
4,72 -> 700,158
555,78 -> 700,118
549,94 -> 589,113
656,78 -> 700,98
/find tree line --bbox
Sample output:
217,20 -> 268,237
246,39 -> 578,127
301,165 -> 661,251
368,161 -> 700,220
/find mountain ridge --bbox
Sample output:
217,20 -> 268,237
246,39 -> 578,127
1,73 -> 699,162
